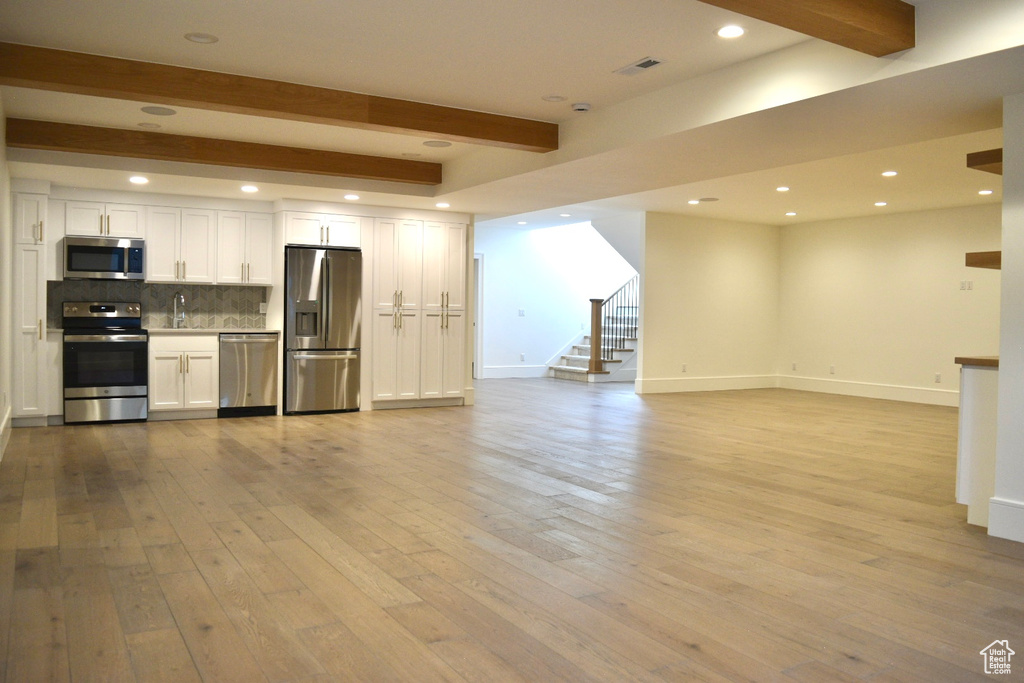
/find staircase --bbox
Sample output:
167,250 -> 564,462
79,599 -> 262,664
550,276 -> 639,382
550,329 -> 637,382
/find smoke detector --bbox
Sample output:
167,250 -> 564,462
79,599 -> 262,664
615,57 -> 664,76
571,102 -> 592,113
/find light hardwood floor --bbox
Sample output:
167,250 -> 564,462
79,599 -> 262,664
2,380 -> 1023,682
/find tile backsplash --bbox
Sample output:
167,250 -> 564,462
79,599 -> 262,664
48,281 -> 268,330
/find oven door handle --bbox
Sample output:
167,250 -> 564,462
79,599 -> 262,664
64,334 -> 148,343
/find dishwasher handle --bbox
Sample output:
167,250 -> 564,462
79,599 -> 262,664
221,334 -> 279,343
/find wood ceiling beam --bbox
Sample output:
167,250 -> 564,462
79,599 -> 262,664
967,148 -> 1003,176
697,0 -> 915,57
0,42 -> 559,153
5,119 -> 442,185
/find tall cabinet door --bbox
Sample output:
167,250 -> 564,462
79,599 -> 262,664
146,207 -> 181,282
372,311 -> 399,400
420,311 -> 444,399
181,209 -> 217,283
442,312 -> 465,398
13,245 -> 47,416
422,222 -> 446,312
395,311 -> 421,400
244,213 -> 274,285
14,193 -> 47,244
396,220 -> 423,309
217,212 -> 246,284
444,223 -> 467,310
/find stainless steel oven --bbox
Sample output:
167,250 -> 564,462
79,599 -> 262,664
64,236 -> 145,280
62,301 -> 148,424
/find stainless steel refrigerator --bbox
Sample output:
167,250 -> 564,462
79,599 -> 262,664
284,246 -> 362,413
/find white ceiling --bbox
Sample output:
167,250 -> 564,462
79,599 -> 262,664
0,0 -> 1016,231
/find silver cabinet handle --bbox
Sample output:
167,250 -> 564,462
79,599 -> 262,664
400,290 -> 404,307
106,214 -> 111,235
186,354 -> 190,373
183,261 -> 187,281
247,263 -> 251,282
99,215 -> 104,234
320,225 -> 325,245
326,225 -> 330,244
179,354 -> 183,374
38,319 -> 43,340
241,262 -> 245,282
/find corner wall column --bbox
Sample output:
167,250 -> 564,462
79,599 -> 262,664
990,91 -> 1024,542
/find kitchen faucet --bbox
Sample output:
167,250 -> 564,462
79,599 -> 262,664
173,291 -> 186,329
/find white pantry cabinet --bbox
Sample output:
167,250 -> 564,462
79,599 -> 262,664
372,218 -> 423,309
217,212 -> 273,285
420,310 -> 464,399
66,201 -> 145,238
372,309 -> 421,401
149,334 -> 219,411
422,221 -> 466,311
284,211 -> 360,247
13,193 -> 47,245
146,207 -> 217,283
11,243 -> 47,418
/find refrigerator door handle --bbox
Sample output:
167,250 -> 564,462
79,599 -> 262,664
291,353 -> 359,361
323,255 -> 332,344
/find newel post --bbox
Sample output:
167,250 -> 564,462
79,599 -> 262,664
589,298 -> 603,373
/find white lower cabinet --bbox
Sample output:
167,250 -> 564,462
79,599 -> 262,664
149,334 -> 219,411
420,311 -> 464,399
372,310 -> 421,401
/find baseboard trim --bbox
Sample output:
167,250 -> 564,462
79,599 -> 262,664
482,365 -> 549,379
371,398 -> 465,410
635,375 -> 779,394
778,376 -> 959,407
988,497 -> 1024,543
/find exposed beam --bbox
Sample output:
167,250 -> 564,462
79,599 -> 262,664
5,119 -> 442,185
698,0 -> 915,57
967,148 -> 1003,176
0,42 -> 559,153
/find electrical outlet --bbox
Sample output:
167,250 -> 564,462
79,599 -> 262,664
259,302 -> 268,314
792,363 -> 797,371
681,364 -> 687,373
935,373 -> 942,383
518,309 -> 525,317
829,365 -> 836,375
520,353 -> 525,361
960,281 -> 967,290
967,281 -> 974,290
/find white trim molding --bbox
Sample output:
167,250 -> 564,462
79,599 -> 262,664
988,497 -> 1024,543
778,376 -> 959,407
635,374 -> 778,394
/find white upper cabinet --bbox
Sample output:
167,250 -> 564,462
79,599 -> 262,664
218,211 -> 273,285
13,193 -> 48,245
146,207 -> 217,283
372,218 -> 423,310
284,211 -> 360,247
422,222 -> 466,311
66,201 -> 145,238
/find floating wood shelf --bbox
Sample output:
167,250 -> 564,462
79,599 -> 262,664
966,148 -> 1003,175
965,251 -> 1001,269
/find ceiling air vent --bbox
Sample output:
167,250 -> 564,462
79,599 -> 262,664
614,57 -> 664,76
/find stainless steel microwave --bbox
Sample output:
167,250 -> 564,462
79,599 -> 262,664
64,236 -> 145,280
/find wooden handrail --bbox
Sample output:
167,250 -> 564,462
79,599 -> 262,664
589,299 -> 604,373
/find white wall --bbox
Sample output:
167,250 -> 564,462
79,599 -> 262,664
637,213 -> 780,393
992,92 -> 1024,542
475,222 -> 635,378
778,204 -> 1001,406
1,92 -> 12,458
591,213 -> 644,272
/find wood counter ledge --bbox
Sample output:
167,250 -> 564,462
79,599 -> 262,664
955,356 -> 999,367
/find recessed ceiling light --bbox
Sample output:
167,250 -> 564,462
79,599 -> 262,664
542,95 -> 567,102
423,140 -> 452,148
141,106 -> 176,116
785,212 -> 797,217
875,201 -> 888,207
241,185 -> 258,193
517,221 -> 527,225
184,32 -> 219,44
717,25 -> 745,39
882,170 -> 898,177
435,202 -> 450,208
688,199 -> 701,205
344,194 -> 360,201
560,213 -> 571,217
776,186 -> 790,192
137,122 -> 161,130
979,189 -> 994,196
129,176 -> 149,185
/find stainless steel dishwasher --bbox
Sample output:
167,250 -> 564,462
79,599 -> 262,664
219,332 -> 279,417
